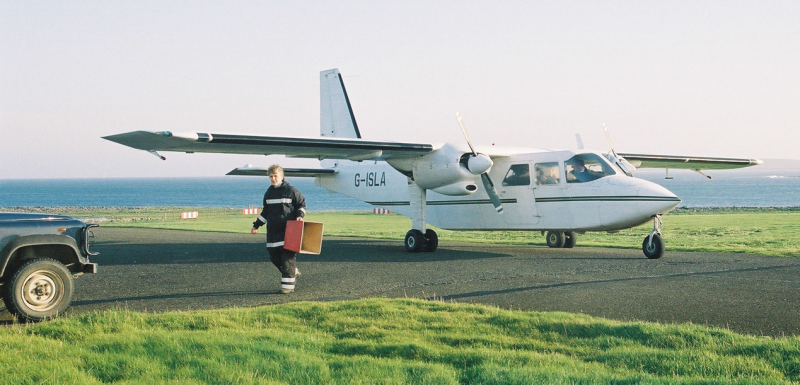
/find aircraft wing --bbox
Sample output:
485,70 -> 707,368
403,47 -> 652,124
103,131 -> 435,161
618,153 -> 762,170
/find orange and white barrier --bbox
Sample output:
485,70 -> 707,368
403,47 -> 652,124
372,208 -> 392,214
180,211 -> 199,219
242,208 -> 259,215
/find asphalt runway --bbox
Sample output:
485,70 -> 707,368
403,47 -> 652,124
3,227 -> 798,337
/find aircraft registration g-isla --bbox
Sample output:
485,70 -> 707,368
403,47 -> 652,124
104,68 -> 762,259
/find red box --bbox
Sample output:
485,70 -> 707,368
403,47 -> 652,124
284,221 -> 324,254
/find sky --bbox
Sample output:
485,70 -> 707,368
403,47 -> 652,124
1,1 -> 798,179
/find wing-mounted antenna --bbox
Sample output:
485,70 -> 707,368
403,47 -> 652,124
603,125 -> 636,177
456,113 -> 503,214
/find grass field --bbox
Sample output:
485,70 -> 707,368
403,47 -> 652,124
2,298 -> 799,383
2,207 -> 798,383
29,206 -> 800,257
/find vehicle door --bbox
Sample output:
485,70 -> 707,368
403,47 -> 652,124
498,163 -> 539,225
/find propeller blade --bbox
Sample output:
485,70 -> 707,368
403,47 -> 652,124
603,124 -> 618,157
602,124 -> 636,176
480,173 -> 504,214
456,113 -> 502,214
456,112 -> 477,156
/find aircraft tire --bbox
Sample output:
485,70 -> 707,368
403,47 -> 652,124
642,233 -> 665,259
563,231 -> 577,248
405,229 -> 425,252
423,229 -> 438,252
546,231 -> 566,248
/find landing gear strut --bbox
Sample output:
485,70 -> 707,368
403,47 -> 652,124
642,215 -> 665,259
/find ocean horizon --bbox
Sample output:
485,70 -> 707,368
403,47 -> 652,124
2,163 -> 799,210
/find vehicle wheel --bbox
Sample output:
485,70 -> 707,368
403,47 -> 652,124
3,258 -> 74,322
546,231 -> 566,248
642,233 -> 665,259
405,229 -> 425,252
563,231 -> 577,248
423,229 -> 438,252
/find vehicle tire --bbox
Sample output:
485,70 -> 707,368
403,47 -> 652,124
546,231 -> 566,248
563,231 -> 577,248
3,258 -> 74,322
405,229 -> 425,252
423,229 -> 438,252
642,233 -> 665,259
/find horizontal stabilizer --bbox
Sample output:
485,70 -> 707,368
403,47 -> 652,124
227,165 -> 337,177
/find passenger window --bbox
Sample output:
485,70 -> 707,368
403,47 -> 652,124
565,154 -> 616,183
535,162 -> 560,186
502,164 -> 530,186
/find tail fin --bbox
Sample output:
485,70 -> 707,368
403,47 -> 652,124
320,69 -> 361,138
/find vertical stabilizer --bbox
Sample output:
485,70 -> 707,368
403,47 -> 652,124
320,69 -> 361,138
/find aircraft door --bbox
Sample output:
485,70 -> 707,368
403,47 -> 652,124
532,162 -> 565,228
499,163 -> 539,226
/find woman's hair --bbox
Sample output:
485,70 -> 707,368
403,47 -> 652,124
267,164 -> 284,176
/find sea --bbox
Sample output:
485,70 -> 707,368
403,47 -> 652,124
1,162 -> 799,210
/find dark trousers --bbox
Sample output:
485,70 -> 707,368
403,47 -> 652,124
268,247 -> 297,278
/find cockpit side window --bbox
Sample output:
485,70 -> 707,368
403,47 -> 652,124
565,154 -> 616,183
535,162 -> 560,186
502,164 -> 530,186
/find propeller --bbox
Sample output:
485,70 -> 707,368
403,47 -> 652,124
456,113 -> 504,214
603,124 -> 636,177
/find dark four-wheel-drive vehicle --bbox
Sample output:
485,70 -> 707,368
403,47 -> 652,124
0,213 -> 98,321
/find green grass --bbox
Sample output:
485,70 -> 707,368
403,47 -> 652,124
3,207 -> 798,383
2,298 -> 799,384
30,206 -> 800,257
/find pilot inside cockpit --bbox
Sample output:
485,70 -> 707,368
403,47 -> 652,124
565,154 -> 615,183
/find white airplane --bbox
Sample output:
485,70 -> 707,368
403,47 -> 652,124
104,69 -> 762,259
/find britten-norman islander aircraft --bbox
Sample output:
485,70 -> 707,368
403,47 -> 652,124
104,69 -> 762,259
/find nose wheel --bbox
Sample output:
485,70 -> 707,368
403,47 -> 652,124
642,215 -> 665,259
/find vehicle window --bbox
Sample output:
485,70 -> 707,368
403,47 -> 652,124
502,164 -> 530,186
565,154 -> 616,183
535,162 -> 560,186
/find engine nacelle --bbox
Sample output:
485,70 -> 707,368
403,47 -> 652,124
431,182 -> 479,196
388,143 -> 491,190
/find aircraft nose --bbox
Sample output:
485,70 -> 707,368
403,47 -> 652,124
638,181 -> 681,214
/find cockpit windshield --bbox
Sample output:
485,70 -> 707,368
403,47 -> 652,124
565,153 -> 616,183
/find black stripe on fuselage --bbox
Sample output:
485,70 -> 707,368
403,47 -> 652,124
367,196 -> 679,206
535,196 -> 681,203
367,199 -> 517,206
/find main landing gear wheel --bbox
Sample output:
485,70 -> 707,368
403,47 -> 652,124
405,229 -> 439,252
405,229 -> 425,252
563,231 -> 577,248
423,229 -> 438,252
546,231 -> 566,248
